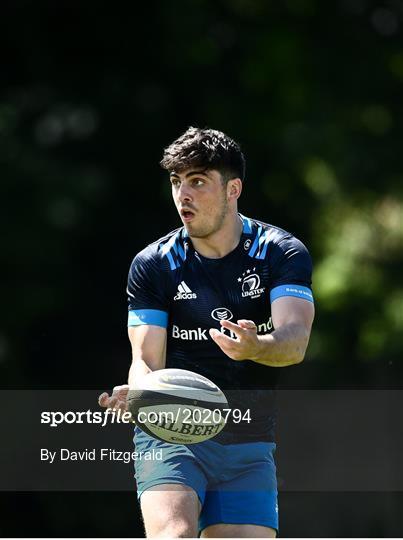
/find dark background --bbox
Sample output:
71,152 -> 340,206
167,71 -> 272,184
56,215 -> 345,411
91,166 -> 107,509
1,0 -> 403,536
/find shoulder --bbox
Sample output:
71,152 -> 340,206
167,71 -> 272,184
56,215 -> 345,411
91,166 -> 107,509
243,215 -> 310,262
129,227 -> 187,271
244,218 -> 313,294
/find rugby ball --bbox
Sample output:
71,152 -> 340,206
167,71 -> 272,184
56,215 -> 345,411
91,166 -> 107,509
127,368 -> 228,444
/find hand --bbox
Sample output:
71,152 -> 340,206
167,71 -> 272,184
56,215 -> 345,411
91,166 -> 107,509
98,384 -> 130,412
209,319 -> 261,361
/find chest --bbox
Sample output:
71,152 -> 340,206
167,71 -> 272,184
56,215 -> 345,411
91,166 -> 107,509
169,253 -> 272,331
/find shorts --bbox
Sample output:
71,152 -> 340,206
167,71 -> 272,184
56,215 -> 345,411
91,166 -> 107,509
134,428 -> 278,533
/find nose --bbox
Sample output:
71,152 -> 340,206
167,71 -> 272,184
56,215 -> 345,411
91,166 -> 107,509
177,183 -> 193,203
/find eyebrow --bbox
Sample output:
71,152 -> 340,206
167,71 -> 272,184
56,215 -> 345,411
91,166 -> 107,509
170,169 -> 209,179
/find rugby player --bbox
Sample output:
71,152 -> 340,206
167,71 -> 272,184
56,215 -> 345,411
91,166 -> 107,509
99,127 -> 315,538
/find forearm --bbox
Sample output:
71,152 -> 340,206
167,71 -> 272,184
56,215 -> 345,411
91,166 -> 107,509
127,326 -> 167,387
250,323 -> 310,367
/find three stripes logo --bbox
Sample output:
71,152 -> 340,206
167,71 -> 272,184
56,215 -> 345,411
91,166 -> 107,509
174,281 -> 197,301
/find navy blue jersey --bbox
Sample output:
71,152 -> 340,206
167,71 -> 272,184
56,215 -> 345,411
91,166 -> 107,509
127,215 -> 313,442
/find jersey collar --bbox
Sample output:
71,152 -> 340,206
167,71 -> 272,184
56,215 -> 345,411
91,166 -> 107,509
239,213 -> 253,235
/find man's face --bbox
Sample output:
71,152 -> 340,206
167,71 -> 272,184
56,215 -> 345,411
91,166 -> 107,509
170,168 -> 229,238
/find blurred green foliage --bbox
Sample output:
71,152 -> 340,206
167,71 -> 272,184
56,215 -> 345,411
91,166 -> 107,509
1,2 -> 403,538
1,0 -> 402,387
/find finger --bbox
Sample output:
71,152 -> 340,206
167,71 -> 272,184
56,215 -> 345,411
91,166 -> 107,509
209,328 -> 244,361
219,319 -> 245,337
209,328 -> 237,347
237,319 -> 257,330
116,399 -> 128,412
108,397 -> 118,409
98,392 -> 110,407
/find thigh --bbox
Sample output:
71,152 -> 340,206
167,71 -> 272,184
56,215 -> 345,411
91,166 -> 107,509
134,428 -> 208,536
199,442 -> 278,534
141,483 -> 201,538
199,487 -> 278,535
202,524 -> 276,538
134,427 -> 208,503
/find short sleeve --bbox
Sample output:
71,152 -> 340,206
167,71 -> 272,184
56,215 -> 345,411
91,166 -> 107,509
269,235 -> 314,304
127,249 -> 169,328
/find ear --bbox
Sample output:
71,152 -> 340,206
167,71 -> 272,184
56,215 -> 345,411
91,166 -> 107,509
227,178 -> 242,201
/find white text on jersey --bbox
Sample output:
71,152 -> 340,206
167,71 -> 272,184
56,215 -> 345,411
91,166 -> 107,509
174,281 -> 197,301
172,325 -> 208,341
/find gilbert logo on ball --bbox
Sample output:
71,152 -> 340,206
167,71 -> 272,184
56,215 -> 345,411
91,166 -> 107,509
127,369 -> 228,444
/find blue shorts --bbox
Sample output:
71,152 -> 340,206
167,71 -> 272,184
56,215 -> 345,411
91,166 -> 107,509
134,428 -> 278,533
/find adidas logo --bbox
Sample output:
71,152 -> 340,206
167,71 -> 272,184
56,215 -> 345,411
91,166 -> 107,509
174,281 -> 197,301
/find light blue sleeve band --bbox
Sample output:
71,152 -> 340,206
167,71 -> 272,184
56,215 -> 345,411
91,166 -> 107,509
128,309 -> 168,328
270,284 -> 314,303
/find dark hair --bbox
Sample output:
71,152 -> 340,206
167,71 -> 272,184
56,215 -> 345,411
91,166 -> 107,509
160,126 -> 246,182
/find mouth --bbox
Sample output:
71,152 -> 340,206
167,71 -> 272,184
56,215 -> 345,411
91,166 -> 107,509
180,208 -> 196,223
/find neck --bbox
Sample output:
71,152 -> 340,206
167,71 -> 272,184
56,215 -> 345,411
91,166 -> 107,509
190,212 -> 243,259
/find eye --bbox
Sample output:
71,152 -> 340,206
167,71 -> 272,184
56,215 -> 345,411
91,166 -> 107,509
192,178 -> 204,187
170,178 -> 180,187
